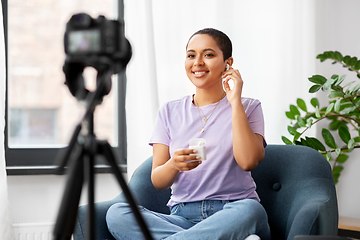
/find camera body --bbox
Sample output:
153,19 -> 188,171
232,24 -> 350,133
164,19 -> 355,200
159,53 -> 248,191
65,13 -> 120,56
63,13 -> 131,101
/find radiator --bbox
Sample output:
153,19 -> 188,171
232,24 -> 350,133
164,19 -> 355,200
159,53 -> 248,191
12,222 -> 75,240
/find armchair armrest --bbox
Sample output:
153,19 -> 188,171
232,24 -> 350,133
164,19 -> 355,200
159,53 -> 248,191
286,179 -> 338,239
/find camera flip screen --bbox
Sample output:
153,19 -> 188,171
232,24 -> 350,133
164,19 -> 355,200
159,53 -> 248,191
68,29 -> 101,54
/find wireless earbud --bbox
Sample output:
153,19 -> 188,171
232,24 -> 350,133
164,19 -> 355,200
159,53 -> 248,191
226,64 -> 230,71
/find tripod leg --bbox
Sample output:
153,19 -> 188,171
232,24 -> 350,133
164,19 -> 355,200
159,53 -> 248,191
54,124 -> 82,174
98,140 -> 153,240
53,144 -> 85,240
84,151 -> 95,240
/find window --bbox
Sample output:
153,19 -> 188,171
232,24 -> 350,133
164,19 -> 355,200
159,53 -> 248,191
3,0 -> 127,174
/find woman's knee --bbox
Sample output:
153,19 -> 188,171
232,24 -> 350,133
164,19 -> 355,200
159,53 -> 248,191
225,199 -> 268,221
106,203 -> 132,229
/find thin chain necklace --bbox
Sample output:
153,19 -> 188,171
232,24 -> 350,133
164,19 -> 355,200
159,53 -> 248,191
194,93 -> 225,133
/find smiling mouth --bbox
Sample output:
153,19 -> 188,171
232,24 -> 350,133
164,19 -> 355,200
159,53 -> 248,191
193,71 -> 209,77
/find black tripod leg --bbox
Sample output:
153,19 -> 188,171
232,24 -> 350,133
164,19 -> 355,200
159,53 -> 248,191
98,140 -> 153,240
53,144 -> 85,240
54,124 -> 82,174
84,151 -> 95,240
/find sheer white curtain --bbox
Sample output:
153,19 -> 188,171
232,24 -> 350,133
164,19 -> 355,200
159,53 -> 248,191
124,0 -> 317,177
0,4 -> 15,240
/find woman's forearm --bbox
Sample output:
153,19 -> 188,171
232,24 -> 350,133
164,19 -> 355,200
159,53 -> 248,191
231,102 -> 265,171
151,157 -> 179,190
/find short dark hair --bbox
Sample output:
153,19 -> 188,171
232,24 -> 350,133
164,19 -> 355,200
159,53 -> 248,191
186,28 -> 232,61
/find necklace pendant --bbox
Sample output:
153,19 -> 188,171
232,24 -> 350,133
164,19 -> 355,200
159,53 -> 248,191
199,128 -> 204,133
203,117 -> 208,122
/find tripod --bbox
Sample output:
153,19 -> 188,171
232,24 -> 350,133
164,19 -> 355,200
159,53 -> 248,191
53,70 -> 153,240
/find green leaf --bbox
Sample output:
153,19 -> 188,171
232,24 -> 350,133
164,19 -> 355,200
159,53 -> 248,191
294,132 -> 301,141
339,103 -> 353,111
333,165 -> 344,174
305,137 -> 326,151
334,98 -> 341,113
335,148 -> 341,157
333,165 -> 344,184
349,56 -> 358,66
282,136 -> 293,145
329,120 -> 341,130
322,128 -> 337,148
334,51 -> 343,61
338,125 -> 351,144
309,85 -> 322,93
310,98 -> 319,108
308,75 -> 327,85
328,91 -> 344,99
335,74 -> 346,86
337,154 -> 349,163
340,106 -> 356,115
331,74 -> 339,81
348,138 -> 355,151
316,53 -> 326,61
288,126 -> 298,136
306,118 -> 314,128
326,151 -> 332,161
355,60 -> 360,70
297,115 -> 306,128
290,105 -> 300,116
351,84 -> 360,94
285,111 -> 295,120
294,138 -> 306,146
296,98 -> 307,112
322,78 -> 336,91
343,55 -> 352,65
333,173 -> 339,185
315,105 -> 321,118
325,102 -> 335,115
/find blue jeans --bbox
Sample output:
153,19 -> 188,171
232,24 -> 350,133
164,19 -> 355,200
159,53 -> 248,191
106,199 -> 271,240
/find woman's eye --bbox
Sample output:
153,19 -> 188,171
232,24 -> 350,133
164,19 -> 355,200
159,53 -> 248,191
187,54 -> 195,58
205,53 -> 214,57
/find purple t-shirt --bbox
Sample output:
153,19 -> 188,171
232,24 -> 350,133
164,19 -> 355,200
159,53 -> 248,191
149,95 -> 266,207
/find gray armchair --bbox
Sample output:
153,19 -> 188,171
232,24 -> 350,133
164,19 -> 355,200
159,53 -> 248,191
73,145 -> 339,240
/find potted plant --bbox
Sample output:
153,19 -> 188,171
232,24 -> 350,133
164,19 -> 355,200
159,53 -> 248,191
282,51 -> 360,184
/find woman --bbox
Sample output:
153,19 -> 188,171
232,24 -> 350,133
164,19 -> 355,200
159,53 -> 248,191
106,28 -> 271,240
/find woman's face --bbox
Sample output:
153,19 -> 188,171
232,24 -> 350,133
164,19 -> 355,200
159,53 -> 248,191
185,34 -> 226,90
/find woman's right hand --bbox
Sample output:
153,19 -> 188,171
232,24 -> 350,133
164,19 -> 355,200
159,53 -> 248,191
151,144 -> 202,190
171,148 -> 202,172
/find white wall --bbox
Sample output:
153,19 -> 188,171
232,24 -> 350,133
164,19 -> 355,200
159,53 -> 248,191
7,173 -> 123,225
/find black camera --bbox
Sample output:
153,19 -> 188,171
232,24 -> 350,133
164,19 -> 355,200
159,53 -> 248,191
65,14 -> 119,54
63,13 -> 131,101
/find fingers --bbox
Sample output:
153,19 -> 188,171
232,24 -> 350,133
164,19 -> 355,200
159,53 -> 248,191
173,148 -> 202,171
222,67 -> 241,81
223,78 -> 232,92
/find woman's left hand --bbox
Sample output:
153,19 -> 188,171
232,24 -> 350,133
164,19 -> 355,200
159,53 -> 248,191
222,67 -> 243,106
